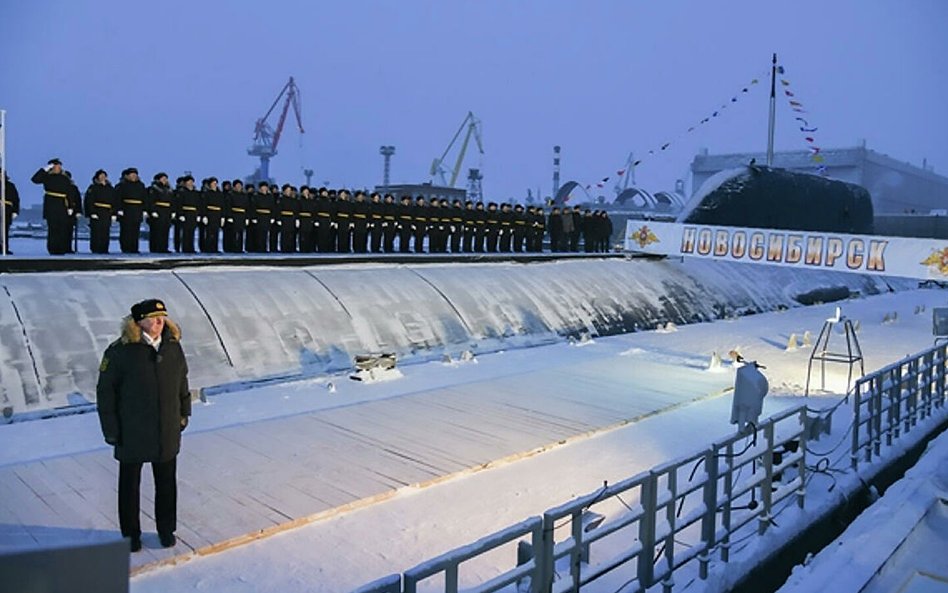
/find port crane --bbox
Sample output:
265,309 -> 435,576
248,77 -> 304,183
430,111 -> 484,188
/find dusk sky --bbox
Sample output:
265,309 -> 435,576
3,1 -> 946,206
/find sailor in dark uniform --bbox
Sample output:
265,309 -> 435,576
146,172 -> 174,253
397,195 -> 413,253
31,158 -> 73,255
412,195 -> 428,253
115,168 -> 148,253
474,201 -> 487,253
175,175 -> 202,254
381,193 -> 397,253
314,187 -> 334,252
2,173 -> 20,253
335,189 -> 352,253
350,190 -> 369,253
297,186 -> 317,253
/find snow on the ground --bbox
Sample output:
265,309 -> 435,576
776,428 -> 948,593
104,287 -> 948,592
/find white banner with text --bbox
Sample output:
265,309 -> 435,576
625,220 -> 948,280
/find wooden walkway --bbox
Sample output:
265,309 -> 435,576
0,353 -> 731,572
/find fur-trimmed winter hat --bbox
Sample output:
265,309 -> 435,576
131,299 -> 168,322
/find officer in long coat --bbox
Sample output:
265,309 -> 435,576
97,298 -> 190,552
31,158 -> 73,255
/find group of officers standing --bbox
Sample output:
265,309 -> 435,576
22,158 -> 616,256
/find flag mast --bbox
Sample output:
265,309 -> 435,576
766,53 -> 777,167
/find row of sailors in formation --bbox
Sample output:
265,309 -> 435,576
27,161 -> 615,255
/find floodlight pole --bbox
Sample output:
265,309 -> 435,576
1,108 -> 6,257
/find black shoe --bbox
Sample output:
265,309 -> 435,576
159,532 -> 176,548
130,537 -> 142,552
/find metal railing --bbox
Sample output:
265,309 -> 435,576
355,342 -> 948,593
850,342 -> 948,470
355,406 -> 807,593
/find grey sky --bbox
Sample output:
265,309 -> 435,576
3,1 -> 946,206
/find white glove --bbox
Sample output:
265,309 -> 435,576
331,222 -> 338,229
151,212 -> 159,218
276,220 -> 282,226
117,210 -> 124,218
111,215 -> 117,222
67,208 -> 74,216
226,218 -> 233,223
178,216 -> 186,222
246,219 -> 252,226
142,212 -> 149,221
251,219 -> 257,224
91,214 -> 99,219
269,219 -> 275,224
295,220 -> 300,228
201,216 -> 208,224
450,226 -> 456,233
75,213 -> 81,219
381,222 -> 388,228
11,212 -> 17,219
44,164 -> 54,172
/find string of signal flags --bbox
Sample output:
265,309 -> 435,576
576,59 -> 825,197
778,65 -> 828,175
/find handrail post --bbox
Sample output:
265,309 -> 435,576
758,422 -> 774,536
637,473 -> 658,588
537,514 -> 555,593
851,380 -> 862,471
699,447 -> 717,580
796,408 -> 807,509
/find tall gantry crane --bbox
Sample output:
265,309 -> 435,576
430,111 -> 484,188
248,76 -> 304,183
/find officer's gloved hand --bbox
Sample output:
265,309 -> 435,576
151,212 -> 159,218
295,220 -> 300,228
331,222 -> 337,229
246,219 -> 252,226
226,218 -> 233,223
178,216 -> 186,222
276,220 -> 282,226
270,219 -> 275,225
201,216 -> 208,225
67,208 -> 74,216
43,163 -> 54,172
180,416 -> 188,432
75,212 -> 81,219
251,219 -> 257,224
11,213 -> 17,219
90,214 -> 99,219
116,210 -> 124,218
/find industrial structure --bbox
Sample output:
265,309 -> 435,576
379,146 -> 395,187
247,77 -> 304,184
430,111 -> 484,191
